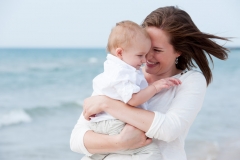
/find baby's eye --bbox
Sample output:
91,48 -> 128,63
137,55 -> 143,57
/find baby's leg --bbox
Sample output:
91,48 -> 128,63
101,143 -> 162,160
86,119 -> 125,160
88,120 -> 162,160
90,119 -> 125,135
111,140 -> 161,160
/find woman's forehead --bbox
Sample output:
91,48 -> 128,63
146,27 -> 171,48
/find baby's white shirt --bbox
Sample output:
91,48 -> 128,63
90,54 -> 148,122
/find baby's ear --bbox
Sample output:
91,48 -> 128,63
115,48 -> 123,60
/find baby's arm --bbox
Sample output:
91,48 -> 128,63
127,77 -> 181,107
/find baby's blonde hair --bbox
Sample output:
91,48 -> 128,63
107,20 -> 149,53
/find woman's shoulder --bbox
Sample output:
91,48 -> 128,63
179,70 -> 207,87
179,69 -> 204,79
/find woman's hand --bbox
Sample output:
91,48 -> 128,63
117,124 -> 152,150
83,95 -> 109,120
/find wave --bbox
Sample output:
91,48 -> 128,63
0,109 -> 32,128
0,100 -> 83,128
0,63 -> 69,73
0,58 -> 101,74
26,63 -> 65,71
0,66 -> 26,73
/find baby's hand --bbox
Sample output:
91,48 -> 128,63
152,77 -> 181,93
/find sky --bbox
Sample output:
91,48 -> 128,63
0,0 -> 239,48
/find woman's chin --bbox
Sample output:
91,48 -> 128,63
145,67 -> 156,75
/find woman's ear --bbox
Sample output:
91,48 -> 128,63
115,48 -> 123,60
176,51 -> 182,57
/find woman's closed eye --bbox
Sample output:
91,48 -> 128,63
153,49 -> 163,53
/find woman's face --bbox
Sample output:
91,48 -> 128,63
145,27 -> 181,78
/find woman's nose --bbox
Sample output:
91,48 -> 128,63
146,50 -> 153,60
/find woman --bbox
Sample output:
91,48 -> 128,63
70,6 -> 228,160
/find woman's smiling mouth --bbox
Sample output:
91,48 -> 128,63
146,60 -> 159,67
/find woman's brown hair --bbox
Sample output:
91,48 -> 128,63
142,6 -> 229,85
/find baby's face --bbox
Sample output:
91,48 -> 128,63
122,37 -> 151,70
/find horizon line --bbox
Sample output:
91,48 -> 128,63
0,46 -> 240,50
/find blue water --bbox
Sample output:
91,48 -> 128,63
0,48 -> 239,160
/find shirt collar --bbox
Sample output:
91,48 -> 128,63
106,54 -> 137,71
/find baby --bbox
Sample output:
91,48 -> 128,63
87,20 -> 180,160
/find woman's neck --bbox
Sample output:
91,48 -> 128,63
143,68 -> 183,85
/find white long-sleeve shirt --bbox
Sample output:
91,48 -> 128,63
91,54 -> 148,122
70,70 -> 207,160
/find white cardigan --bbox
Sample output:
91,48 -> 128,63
70,70 -> 207,160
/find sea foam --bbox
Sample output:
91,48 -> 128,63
0,109 -> 32,128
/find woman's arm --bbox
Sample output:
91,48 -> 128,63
83,95 -> 155,132
83,71 -> 207,142
145,72 -> 207,142
84,124 -> 152,153
70,113 -> 152,155
70,113 -> 122,155
84,77 -> 182,131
